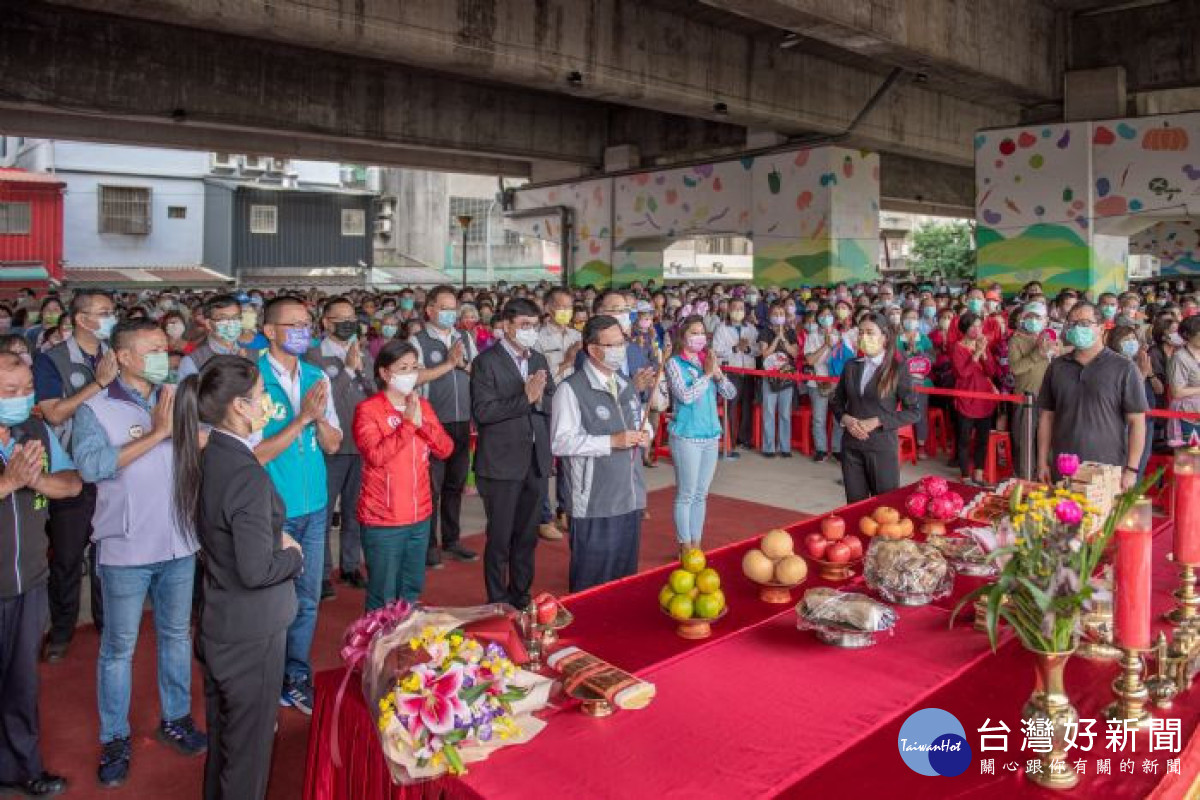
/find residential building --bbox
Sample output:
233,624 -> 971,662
0,166 -> 64,291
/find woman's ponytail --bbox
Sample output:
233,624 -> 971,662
172,373 -> 203,540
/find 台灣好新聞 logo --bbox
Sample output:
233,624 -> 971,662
897,708 -> 972,776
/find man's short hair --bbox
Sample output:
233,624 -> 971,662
203,294 -> 241,318
111,319 -> 162,351
582,315 -> 621,345
69,290 -> 112,324
262,296 -> 307,325
500,298 -> 540,322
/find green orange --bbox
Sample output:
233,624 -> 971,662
668,594 -> 695,621
668,569 -> 696,594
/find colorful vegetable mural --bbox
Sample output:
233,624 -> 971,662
976,111 -> 1200,294
509,146 -> 879,287
1131,222 -> 1200,275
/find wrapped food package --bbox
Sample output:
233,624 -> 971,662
546,647 -> 656,710
864,540 -> 954,599
795,588 -> 896,632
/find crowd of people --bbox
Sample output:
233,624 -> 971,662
0,273 -> 1195,798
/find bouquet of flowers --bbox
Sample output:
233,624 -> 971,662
952,454 -> 1158,653
361,604 -> 552,783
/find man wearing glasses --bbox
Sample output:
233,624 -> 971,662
1037,302 -> 1148,489
255,296 -> 342,715
34,289 -> 121,662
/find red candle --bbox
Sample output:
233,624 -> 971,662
1174,449 -> 1200,565
1114,499 -> 1153,650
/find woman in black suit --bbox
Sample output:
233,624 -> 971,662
172,355 -> 304,800
831,312 -> 922,503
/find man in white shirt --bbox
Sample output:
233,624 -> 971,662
711,297 -> 756,450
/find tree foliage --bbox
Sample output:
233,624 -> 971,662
909,221 -> 976,280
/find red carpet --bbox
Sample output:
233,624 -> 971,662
34,489 -> 805,800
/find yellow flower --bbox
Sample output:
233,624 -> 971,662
400,674 -> 421,694
1012,515 -> 1026,527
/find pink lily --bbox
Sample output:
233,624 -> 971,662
396,663 -> 468,736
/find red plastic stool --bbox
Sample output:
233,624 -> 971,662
926,407 -> 951,458
654,413 -> 672,462
984,431 -> 1013,485
898,425 -> 919,465
792,405 -> 814,455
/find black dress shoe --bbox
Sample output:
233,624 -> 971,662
442,543 -> 479,563
340,571 -> 368,589
780,452 -> 793,459
2,772 -> 67,797
41,640 -> 68,663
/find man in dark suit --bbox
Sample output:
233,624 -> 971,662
471,298 -> 555,608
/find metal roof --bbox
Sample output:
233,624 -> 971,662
64,266 -> 234,287
0,168 -> 65,188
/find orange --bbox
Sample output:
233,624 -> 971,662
681,548 -> 707,574
695,594 -> 722,619
669,569 -> 696,594
898,518 -> 915,538
874,507 -> 900,525
859,517 -> 879,537
695,568 -> 721,594
668,594 -> 694,620
659,585 -> 677,609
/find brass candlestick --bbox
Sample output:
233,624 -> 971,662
1078,598 -> 1121,661
1104,647 -> 1152,728
1145,632 -> 1179,710
1165,563 -> 1199,626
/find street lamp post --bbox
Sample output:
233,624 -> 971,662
456,214 -> 473,290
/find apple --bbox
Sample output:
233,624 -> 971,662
534,593 -> 559,625
843,534 -> 863,560
804,532 -> 829,560
821,515 -> 846,541
826,542 -> 852,563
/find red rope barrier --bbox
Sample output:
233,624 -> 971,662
720,366 -> 1200,421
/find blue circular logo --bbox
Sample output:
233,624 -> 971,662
897,708 -> 972,776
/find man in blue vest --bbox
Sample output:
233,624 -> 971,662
176,294 -> 247,381
71,320 -> 206,787
255,297 -> 342,715
0,352 -> 81,798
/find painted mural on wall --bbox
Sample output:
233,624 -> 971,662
1131,221 -> 1200,275
512,146 -> 879,288
976,111 -> 1200,294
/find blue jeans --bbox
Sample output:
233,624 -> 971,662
670,436 -> 719,546
760,380 -> 793,454
97,555 -> 195,742
361,520 -> 431,610
283,509 -> 327,683
808,386 -> 843,454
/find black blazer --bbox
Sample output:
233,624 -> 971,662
470,342 -> 554,481
198,430 -> 303,643
830,357 -> 921,453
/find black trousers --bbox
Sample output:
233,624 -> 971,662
956,414 -> 992,477
840,441 -> 901,504
727,372 -> 756,447
46,482 -> 102,642
199,629 -> 286,800
0,584 -> 47,784
477,458 -> 545,608
429,421 -> 472,549
323,453 -> 364,578
568,512 -> 642,594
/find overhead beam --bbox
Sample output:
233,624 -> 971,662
879,154 -> 973,218
1070,0 -> 1200,93
40,0 -> 1015,166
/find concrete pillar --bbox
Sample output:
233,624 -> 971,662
1064,67 -> 1127,122
377,168 -> 449,270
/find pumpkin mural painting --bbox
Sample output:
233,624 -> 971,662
1143,123 -> 1190,152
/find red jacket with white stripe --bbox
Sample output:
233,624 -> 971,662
353,392 -> 455,528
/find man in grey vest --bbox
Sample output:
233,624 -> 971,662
412,285 -> 478,568
33,288 -> 120,662
176,294 -> 246,381
551,315 -> 651,593
71,320 -> 206,788
306,296 -> 375,597
0,352 -> 81,798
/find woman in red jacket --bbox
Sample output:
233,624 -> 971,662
951,312 -> 999,487
352,340 -> 454,610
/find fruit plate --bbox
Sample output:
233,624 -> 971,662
661,605 -> 728,640
748,577 -> 805,604
917,515 -> 955,538
795,615 -> 887,648
811,556 -> 862,582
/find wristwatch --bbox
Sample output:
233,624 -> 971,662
1123,466 -> 1138,474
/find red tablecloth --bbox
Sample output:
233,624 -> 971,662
304,484 -> 1200,799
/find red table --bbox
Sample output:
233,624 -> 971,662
304,484 -> 1200,799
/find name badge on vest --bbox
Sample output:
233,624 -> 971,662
70,372 -> 87,389
271,401 -> 287,421
428,350 -> 443,365
325,364 -> 340,379
387,415 -> 402,429
595,405 -> 611,421
128,424 -> 145,440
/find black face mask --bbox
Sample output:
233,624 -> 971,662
333,320 -> 359,341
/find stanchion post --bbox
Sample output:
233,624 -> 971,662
1020,391 -> 1036,480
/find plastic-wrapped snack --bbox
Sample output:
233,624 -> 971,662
796,588 -> 897,632
864,539 -> 954,605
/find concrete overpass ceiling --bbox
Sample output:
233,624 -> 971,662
1068,0 -> 1200,94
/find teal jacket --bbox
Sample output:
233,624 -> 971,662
259,353 -> 328,518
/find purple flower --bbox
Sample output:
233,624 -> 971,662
1055,499 -> 1083,526
1056,453 -> 1081,479
477,723 -> 493,742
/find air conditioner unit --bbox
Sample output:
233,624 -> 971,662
268,158 -> 290,174
376,198 -> 395,219
374,218 -> 393,237
339,166 -> 356,185
241,155 -> 267,173
210,152 -> 237,171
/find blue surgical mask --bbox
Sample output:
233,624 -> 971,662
818,315 -> 833,328
0,393 -> 35,427
141,351 -> 169,385
805,323 -> 818,334
922,306 -> 936,319
382,324 -> 399,338
282,326 -> 311,356
94,315 -> 117,340
436,310 -> 458,329
1119,339 -> 1139,358
1022,318 -> 1045,335
214,319 -> 243,343
903,319 -> 919,332
1065,323 -> 1096,349
966,298 -> 985,314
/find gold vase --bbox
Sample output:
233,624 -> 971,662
1022,647 -> 1080,790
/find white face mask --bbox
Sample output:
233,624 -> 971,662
599,344 -> 627,371
514,327 -> 540,350
389,371 -> 418,395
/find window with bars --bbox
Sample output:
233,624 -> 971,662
341,208 -> 366,236
250,205 -> 278,234
448,196 -> 522,245
0,202 -> 31,235
167,206 -> 187,219
99,186 -> 152,234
